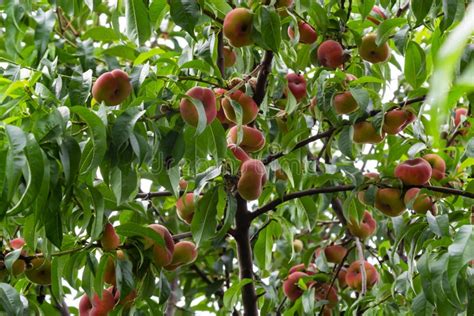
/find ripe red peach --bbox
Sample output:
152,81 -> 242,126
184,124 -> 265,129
317,40 -> 345,69
144,224 -> 175,268
176,193 -> 197,224
394,158 -> 432,185
221,90 -> 258,124
164,241 -> 198,270
237,159 -> 267,201
10,238 -> 25,250
375,188 -> 406,217
100,223 -> 120,251
288,22 -> 317,44
289,263 -> 317,275
454,107 -> 468,127
383,108 -> 416,135
333,91 -> 359,115
285,73 -> 307,101
337,267 -> 348,288
353,121 -> 385,144
324,245 -> 348,264
223,8 -> 254,47
347,210 -> 377,239
180,87 -> 217,127
345,260 -> 379,291
283,271 -> 309,301
223,46 -> 237,67
314,283 -> 338,308
227,125 -> 265,152
404,188 -> 436,214
92,69 -> 132,106
423,154 -> 446,181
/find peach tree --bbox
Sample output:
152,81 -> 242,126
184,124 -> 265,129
0,0 -> 473,315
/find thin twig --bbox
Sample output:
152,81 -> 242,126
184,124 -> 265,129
355,237 -> 367,296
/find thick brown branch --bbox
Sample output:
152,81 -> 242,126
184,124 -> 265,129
234,194 -> 258,315
262,127 -> 337,165
253,51 -> 274,106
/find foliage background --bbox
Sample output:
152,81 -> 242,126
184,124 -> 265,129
0,0 -> 473,315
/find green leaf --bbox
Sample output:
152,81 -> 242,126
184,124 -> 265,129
338,125 -> 354,159
258,7 -> 281,53
404,41 -> 427,89
0,283 -> 24,315
69,70 -> 93,106
4,250 -> 21,272
89,186 -> 105,240
125,0 -> 151,45
33,9 -> 55,56
223,278 -> 253,309
83,26 -> 119,42
70,107 -> 107,176
191,187 -> 219,246
376,18 -> 406,46
350,87 -> 369,112
254,220 -> 280,270
447,225 -> 474,304
359,0 -> 376,19
169,0 -> 200,38
115,223 -> 164,247
411,0 -> 433,23
59,136 -> 82,188
111,107 -> 146,153
214,192 -> 236,241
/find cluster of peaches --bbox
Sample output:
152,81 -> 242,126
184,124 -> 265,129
283,244 -> 378,315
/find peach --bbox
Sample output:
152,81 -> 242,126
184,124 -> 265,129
11,260 -> 26,276
222,90 -> 258,124
347,211 -> 377,239
286,73 -> 307,101
223,46 -> 236,67
404,188 -> 436,214
100,223 -> 120,251
333,91 -> 358,114
176,193 -> 197,224
283,271 -> 309,301
337,267 -> 347,288
367,6 -> 387,25
104,257 -> 116,285
90,288 -> 116,315
314,283 -> 338,308
357,172 -> 380,205
180,87 -> 217,127
383,108 -> 416,135
394,158 -> 432,185
228,143 -> 251,162
454,107 -> 468,127
262,0 -> 293,8
293,239 -> 303,252
324,245 -> 347,264
288,263 -> 317,275
179,179 -> 188,190
423,154 -> 446,181
353,121 -> 385,144
164,241 -> 198,270
317,40 -> 345,69
345,260 -> 379,291
92,69 -> 132,106
237,159 -> 267,201
275,169 -> 288,180
25,258 -> 51,285
359,33 -> 390,64
144,224 -> 175,268
227,125 -> 265,152
10,238 -> 25,250
223,8 -> 254,47
375,188 -> 406,217
288,21 -> 317,44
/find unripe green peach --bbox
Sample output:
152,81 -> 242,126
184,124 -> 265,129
176,193 -> 197,224
222,90 -> 258,124
317,40 -> 345,69
345,260 -> 379,291
347,211 -> 377,239
92,69 -> 132,106
359,33 -> 390,63
223,8 -> 254,47
404,188 -> 436,214
164,241 -> 198,270
333,91 -> 358,114
353,121 -> 385,144
394,158 -> 432,185
375,188 -> 406,217
100,223 -> 120,251
11,259 -> 26,276
288,21 -> 317,44
423,153 -> 446,181
25,257 -> 51,285
237,159 -> 267,201
223,46 -> 236,67
293,239 -> 303,252
180,87 -> 217,127
227,125 -> 265,152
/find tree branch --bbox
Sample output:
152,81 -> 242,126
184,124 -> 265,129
234,194 -> 258,315
262,127 -> 337,165
217,31 -> 225,77
253,51 -> 274,106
